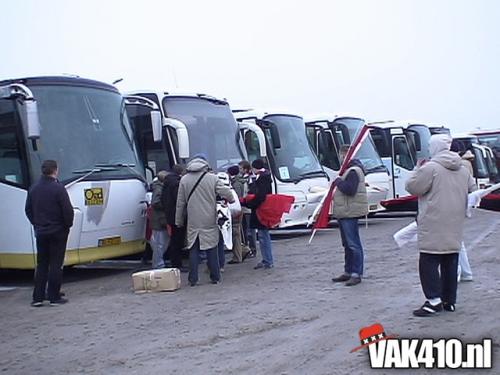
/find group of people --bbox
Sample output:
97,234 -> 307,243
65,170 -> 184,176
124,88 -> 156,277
148,156 -> 275,287
25,133 -> 480,315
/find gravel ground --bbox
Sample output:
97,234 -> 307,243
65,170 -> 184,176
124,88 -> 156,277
1,210 -> 499,375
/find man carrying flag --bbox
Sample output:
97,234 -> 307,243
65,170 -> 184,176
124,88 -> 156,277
309,125 -> 370,286
330,145 -> 368,286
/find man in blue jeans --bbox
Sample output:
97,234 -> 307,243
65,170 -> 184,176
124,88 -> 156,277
330,154 -> 368,286
242,159 -> 274,269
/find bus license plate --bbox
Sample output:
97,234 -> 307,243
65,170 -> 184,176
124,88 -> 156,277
98,236 -> 121,247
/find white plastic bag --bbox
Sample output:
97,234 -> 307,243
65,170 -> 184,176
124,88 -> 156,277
393,221 -> 418,249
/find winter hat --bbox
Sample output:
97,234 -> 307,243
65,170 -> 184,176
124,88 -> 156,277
251,159 -> 265,170
227,165 -> 240,176
191,153 -> 207,161
429,134 -> 452,157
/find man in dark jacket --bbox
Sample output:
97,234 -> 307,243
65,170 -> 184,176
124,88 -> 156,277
242,159 -> 274,269
25,160 -> 74,306
161,164 -> 187,271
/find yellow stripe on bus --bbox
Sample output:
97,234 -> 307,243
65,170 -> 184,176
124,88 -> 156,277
0,240 -> 146,269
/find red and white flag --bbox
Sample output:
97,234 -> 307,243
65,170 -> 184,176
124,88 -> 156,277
308,125 -> 371,244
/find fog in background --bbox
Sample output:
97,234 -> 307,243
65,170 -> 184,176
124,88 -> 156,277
3,0 -> 500,133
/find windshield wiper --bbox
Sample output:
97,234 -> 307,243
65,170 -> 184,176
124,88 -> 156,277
294,170 -> 328,183
95,163 -> 146,183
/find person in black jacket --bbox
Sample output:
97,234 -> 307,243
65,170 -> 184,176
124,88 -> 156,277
25,160 -> 74,306
242,159 -> 274,269
161,164 -> 187,271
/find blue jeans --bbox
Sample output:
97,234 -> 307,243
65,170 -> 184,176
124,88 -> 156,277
217,234 -> 225,269
189,237 -> 220,284
338,218 -> 364,277
257,229 -> 273,266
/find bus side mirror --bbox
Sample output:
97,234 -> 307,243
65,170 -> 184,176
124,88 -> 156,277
25,100 -> 41,140
150,110 -> 162,142
165,118 -> 190,159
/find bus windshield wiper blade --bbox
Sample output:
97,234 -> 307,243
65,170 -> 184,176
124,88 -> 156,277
95,163 -> 136,168
298,170 -> 328,178
95,163 -> 146,183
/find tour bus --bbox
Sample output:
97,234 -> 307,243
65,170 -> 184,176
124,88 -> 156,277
453,135 -> 496,189
124,90 -> 246,178
0,76 -> 156,269
234,109 -> 329,227
304,115 -> 390,213
472,129 -> 500,174
367,121 -> 421,211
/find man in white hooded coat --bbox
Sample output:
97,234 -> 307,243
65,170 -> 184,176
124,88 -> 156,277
406,134 -> 476,317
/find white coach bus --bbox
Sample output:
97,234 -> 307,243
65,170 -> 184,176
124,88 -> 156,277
0,76 -> 152,269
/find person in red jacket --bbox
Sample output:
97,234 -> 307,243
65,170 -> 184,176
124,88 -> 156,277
242,159 -> 274,269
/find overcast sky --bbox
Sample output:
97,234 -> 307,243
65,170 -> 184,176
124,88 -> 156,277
3,0 -> 500,133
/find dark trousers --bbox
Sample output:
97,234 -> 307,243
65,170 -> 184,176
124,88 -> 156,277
33,230 -> 69,302
188,237 -> 220,285
217,233 -> 225,269
166,225 -> 185,268
419,252 -> 459,304
242,213 -> 256,251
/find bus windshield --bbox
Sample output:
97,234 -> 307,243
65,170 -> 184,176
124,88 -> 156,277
265,115 -> 324,181
26,85 -> 144,184
163,97 -> 244,171
333,118 -> 386,174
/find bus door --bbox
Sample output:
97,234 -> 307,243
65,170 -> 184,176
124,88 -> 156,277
125,100 -> 173,184
0,99 -> 36,267
392,135 -> 415,198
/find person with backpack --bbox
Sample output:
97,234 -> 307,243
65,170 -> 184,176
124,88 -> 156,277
175,155 -> 234,286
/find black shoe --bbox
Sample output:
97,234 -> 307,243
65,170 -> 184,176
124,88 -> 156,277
345,276 -> 361,286
332,274 -> 350,282
228,260 -> 240,264
443,302 -> 456,312
31,301 -> 43,307
253,262 -> 264,270
247,251 -> 256,259
49,298 -> 68,306
211,280 -> 221,285
413,301 -> 443,317
189,282 -> 197,287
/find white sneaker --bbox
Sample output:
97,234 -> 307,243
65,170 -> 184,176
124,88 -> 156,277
461,275 -> 473,282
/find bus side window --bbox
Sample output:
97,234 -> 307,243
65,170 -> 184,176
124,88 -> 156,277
244,131 -> 261,163
0,129 -> 25,186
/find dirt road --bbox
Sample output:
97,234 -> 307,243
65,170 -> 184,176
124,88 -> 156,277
1,210 -> 499,374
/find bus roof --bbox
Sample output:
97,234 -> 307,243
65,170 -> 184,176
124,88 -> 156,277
0,76 -> 119,93
233,108 -> 303,121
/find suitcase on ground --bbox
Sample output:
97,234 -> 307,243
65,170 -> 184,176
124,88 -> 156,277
132,268 -> 181,293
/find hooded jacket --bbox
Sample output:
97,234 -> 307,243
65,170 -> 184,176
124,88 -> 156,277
175,158 -> 233,250
406,135 -> 476,254
332,159 -> 368,219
